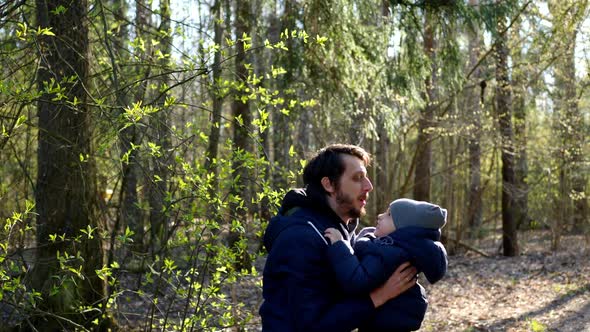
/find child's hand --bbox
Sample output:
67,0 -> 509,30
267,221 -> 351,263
324,228 -> 343,244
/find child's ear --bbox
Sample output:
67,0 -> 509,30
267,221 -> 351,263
321,177 -> 335,194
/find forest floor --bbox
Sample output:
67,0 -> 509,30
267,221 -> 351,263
236,230 -> 590,332
3,230 -> 588,331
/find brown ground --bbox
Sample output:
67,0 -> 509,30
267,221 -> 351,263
237,230 -> 590,332
4,231 -> 587,331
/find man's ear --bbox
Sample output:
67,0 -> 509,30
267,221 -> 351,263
321,177 -> 335,194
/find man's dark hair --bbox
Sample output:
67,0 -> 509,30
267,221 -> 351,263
303,144 -> 371,195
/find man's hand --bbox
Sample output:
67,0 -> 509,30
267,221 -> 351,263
324,227 -> 343,244
369,262 -> 417,308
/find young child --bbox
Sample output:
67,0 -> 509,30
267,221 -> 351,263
324,198 -> 448,332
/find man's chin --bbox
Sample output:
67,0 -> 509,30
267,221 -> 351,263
358,205 -> 368,216
348,207 -> 365,219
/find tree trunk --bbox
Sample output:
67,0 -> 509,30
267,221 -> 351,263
120,0 -> 153,250
97,0 -> 143,304
466,0 -> 483,239
510,16 -> 530,230
255,0 -> 283,226
376,116 -> 391,217
148,0 -> 173,256
494,13 -> 519,257
229,0 -> 252,269
441,101 -> 459,248
112,0 -> 143,248
413,8 -> 436,201
33,0 -> 107,328
568,10 -> 589,235
373,0 -> 391,217
204,0 -> 225,222
550,0 -> 589,236
105,0 -> 143,252
559,32 -> 587,233
272,0 -> 298,190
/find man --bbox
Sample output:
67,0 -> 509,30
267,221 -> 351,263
260,144 -> 417,331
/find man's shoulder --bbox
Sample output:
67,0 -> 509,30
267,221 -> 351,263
269,211 -> 328,244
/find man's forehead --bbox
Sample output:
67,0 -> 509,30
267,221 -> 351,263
342,155 -> 367,173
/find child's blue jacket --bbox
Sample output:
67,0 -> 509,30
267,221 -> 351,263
327,226 -> 448,331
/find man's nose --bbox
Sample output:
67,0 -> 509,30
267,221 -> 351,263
363,178 -> 373,192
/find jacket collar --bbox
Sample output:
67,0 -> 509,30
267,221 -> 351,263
280,187 -> 358,236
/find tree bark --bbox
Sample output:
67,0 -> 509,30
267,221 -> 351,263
413,8 -> 436,201
148,0 -> 172,256
494,13 -> 519,257
272,0 -> 298,190
111,0 -> 143,249
254,0 -> 279,224
466,0 -> 483,238
229,0 -> 252,269
33,0 -> 107,328
204,0 -> 225,222
510,16 -> 530,230
376,116 -> 391,218
550,0 -> 589,237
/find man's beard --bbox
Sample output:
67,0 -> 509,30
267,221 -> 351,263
335,189 -> 365,219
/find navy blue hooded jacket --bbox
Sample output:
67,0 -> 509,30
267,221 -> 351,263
259,188 -> 377,332
327,226 -> 448,332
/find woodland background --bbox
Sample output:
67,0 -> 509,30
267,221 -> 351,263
0,0 -> 589,331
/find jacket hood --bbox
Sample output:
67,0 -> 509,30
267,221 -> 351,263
280,186 -> 328,215
264,187 -> 358,252
389,227 -> 447,284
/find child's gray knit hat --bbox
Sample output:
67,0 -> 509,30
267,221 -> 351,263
389,198 -> 447,230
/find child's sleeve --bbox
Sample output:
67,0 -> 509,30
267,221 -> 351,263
424,241 -> 448,284
326,240 -> 394,295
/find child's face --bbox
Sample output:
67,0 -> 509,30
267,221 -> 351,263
374,208 -> 395,237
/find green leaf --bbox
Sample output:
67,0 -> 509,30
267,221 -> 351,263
37,27 -> 56,36
15,115 -> 27,128
164,95 -> 176,107
16,22 -> 28,40
264,39 -> 273,49
315,34 -> 328,45
164,258 -> 177,273
50,5 -> 67,15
